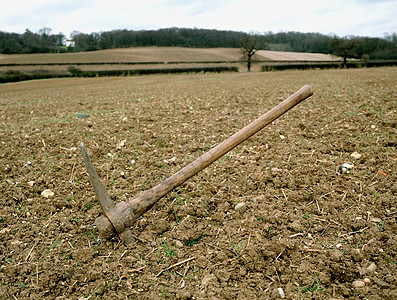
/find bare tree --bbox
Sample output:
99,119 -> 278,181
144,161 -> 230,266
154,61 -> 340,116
240,35 -> 266,72
384,32 -> 397,46
331,36 -> 358,68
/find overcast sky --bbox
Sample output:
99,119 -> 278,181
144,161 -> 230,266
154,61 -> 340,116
1,0 -> 396,38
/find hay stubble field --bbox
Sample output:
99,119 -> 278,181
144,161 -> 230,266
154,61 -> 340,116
0,62 -> 396,299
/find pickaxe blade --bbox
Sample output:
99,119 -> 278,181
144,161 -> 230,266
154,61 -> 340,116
80,142 -> 135,244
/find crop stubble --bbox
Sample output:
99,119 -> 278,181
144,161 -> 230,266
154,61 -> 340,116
0,68 -> 396,299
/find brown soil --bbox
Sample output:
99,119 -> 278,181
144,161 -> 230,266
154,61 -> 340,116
0,47 -> 242,64
256,50 -> 339,61
0,68 -> 396,299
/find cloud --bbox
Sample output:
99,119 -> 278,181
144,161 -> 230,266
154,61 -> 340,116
0,0 -> 396,37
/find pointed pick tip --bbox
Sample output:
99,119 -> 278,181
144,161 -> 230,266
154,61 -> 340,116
79,142 -> 116,215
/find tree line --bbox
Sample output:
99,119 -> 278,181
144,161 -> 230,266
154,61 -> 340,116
1,27 -> 396,60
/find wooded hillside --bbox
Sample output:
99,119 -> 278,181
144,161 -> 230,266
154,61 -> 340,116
1,27 -> 396,60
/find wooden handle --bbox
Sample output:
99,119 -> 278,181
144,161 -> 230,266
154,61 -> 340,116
94,85 -> 313,243
131,85 -> 313,210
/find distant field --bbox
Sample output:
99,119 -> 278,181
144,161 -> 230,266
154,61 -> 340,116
256,50 -> 340,61
0,47 -> 242,64
0,47 -> 338,65
0,47 -> 352,83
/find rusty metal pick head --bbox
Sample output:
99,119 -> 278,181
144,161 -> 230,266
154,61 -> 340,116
80,142 -> 135,244
80,142 -> 115,215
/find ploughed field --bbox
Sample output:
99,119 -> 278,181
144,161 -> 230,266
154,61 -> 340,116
0,68 -> 396,299
0,47 -> 339,76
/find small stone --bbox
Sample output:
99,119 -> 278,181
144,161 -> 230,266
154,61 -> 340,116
339,162 -> 354,173
358,262 -> 377,275
234,202 -> 246,211
280,135 -> 286,140
41,189 -> 54,198
366,262 -> 376,273
77,113 -> 89,119
151,241 -> 156,246
28,181 -> 35,187
278,287 -> 286,298
351,249 -> 364,261
164,157 -> 176,164
362,244 -> 369,251
352,280 -> 365,288
350,152 -> 362,159
131,159 -> 135,164
371,125 -> 376,129
363,278 -> 371,284
175,240 -> 184,247
271,167 -> 283,172
289,219 -> 301,232
370,216 -> 382,223
116,139 -> 126,149
336,243 -> 343,249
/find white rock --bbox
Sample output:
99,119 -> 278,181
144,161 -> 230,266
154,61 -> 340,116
366,262 -> 377,273
352,280 -> 365,288
370,217 -> 382,223
41,189 -> 54,198
116,139 -> 126,149
28,181 -> 35,187
235,202 -> 246,211
131,159 -> 136,164
371,125 -> 376,129
280,135 -> 286,140
278,287 -> 285,298
363,278 -> 371,284
339,162 -> 354,173
164,157 -> 176,164
350,152 -> 362,159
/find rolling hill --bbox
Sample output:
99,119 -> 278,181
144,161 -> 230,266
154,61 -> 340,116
0,47 -> 338,64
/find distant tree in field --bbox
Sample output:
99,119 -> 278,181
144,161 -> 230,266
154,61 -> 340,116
331,36 -> 358,67
239,35 -> 266,72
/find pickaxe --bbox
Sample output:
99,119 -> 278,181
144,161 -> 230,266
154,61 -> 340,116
80,85 -> 313,245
